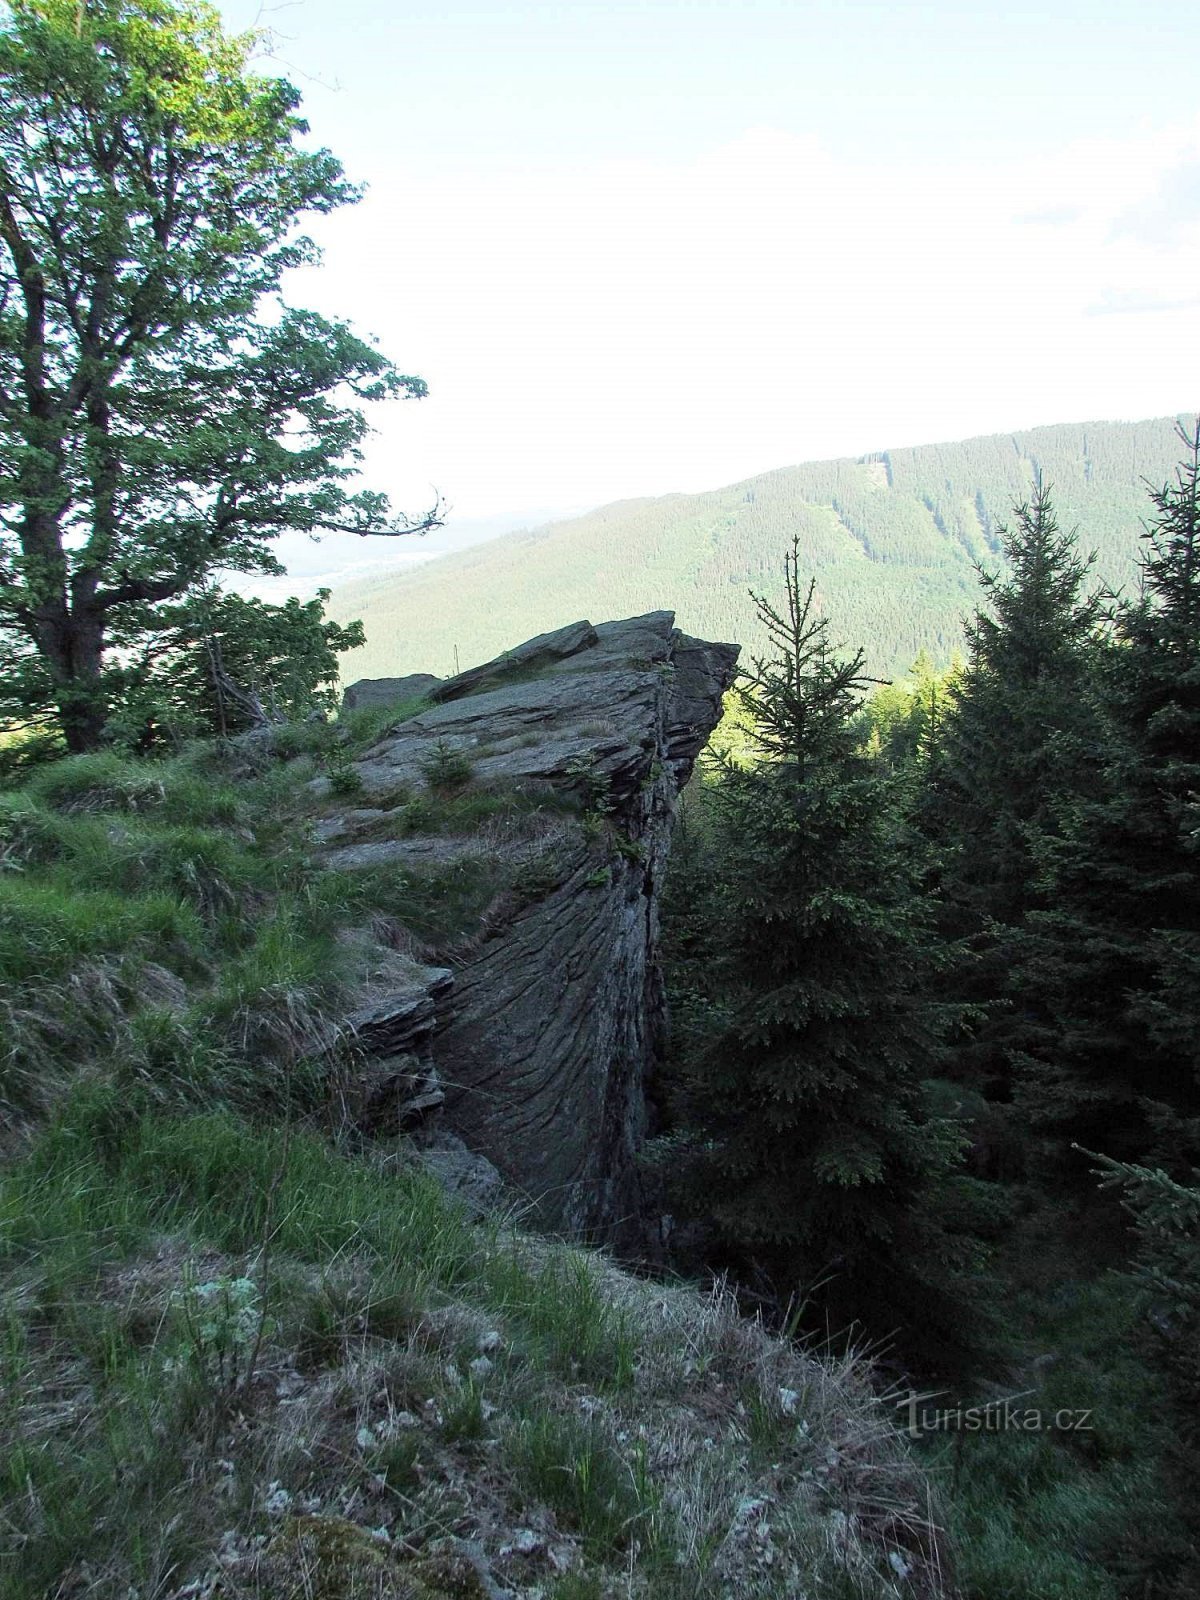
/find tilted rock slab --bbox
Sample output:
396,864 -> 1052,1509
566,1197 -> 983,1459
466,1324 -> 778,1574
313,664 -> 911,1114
342,612 -> 738,1243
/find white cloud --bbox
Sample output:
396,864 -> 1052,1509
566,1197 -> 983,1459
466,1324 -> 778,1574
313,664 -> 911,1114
283,118 -> 1200,525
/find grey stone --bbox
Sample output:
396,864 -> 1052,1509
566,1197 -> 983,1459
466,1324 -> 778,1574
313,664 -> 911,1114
311,807 -> 386,843
341,673 -> 442,713
334,965 -> 453,1132
346,1053 -> 445,1131
317,612 -> 737,1246
344,969 -> 452,1056
429,619 -> 598,704
417,1131 -> 506,1216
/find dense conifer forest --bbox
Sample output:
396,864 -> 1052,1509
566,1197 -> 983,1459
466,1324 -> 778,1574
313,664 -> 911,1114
656,426 -> 1200,1598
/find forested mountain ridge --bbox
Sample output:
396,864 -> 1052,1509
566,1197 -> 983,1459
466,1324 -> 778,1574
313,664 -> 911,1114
330,416 -> 1192,680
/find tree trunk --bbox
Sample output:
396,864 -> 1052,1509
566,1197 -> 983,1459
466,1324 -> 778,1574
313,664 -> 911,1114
58,689 -> 107,753
40,608 -> 108,753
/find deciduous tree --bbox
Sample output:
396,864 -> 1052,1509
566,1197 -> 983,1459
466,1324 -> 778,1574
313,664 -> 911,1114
0,0 -> 438,750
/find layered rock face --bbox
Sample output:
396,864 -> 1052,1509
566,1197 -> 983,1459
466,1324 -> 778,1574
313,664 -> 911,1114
331,613 -> 737,1243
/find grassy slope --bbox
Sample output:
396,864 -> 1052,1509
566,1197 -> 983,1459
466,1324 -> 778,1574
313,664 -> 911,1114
3,1089 -> 940,1600
0,732 -> 938,1600
328,417 -> 1191,683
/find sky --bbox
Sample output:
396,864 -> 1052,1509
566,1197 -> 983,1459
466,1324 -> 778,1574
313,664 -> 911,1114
216,0 -> 1200,585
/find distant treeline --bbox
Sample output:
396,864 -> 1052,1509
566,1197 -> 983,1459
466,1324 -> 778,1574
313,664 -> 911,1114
331,416 -> 1193,682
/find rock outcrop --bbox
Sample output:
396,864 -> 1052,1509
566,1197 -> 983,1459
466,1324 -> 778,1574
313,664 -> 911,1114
337,957 -> 453,1131
341,672 -> 443,712
320,613 -> 737,1244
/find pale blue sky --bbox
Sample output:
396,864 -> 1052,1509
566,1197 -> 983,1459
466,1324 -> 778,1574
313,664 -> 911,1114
230,0 -> 1196,168
216,0 -> 1200,585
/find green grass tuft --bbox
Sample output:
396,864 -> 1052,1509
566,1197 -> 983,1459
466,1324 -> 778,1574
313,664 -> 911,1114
0,875 -> 201,984
508,1410 -> 663,1558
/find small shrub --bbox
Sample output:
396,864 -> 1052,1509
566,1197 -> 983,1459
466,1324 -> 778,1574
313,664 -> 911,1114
564,753 -> 611,815
169,1271 -> 268,1394
327,755 -> 364,797
370,1433 -> 421,1492
364,1270 -> 422,1341
611,829 -> 645,864
441,1376 -> 488,1444
420,738 -> 474,794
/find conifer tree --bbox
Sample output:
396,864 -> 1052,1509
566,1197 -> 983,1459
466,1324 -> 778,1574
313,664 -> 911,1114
928,488 -> 1106,1121
674,541 -> 985,1369
1014,427 -> 1200,1162
933,486 -> 1103,930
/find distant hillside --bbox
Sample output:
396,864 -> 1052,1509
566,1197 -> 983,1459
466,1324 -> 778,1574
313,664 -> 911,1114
329,416 -> 1194,681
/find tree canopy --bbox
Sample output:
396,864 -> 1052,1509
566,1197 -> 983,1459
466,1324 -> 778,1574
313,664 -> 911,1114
0,0 -> 438,749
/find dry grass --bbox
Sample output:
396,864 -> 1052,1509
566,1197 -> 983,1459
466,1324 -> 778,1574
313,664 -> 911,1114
0,1099 -> 950,1600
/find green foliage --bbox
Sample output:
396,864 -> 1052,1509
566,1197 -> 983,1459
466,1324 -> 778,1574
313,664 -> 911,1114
0,723 -> 63,783
6,1089 -> 914,1600
852,650 -> 960,775
0,0 -> 436,750
0,1093 -> 475,1597
111,587 -> 367,746
662,539 -> 989,1372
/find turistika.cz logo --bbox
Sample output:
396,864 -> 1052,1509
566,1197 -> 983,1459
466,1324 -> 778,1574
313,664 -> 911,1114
896,1392 -> 1094,1438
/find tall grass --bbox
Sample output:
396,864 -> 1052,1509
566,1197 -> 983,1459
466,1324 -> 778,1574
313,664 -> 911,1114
0,876 -> 201,984
0,744 -> 357,1119
23,747 -> 243,825
917,1260 -> 1171,1599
